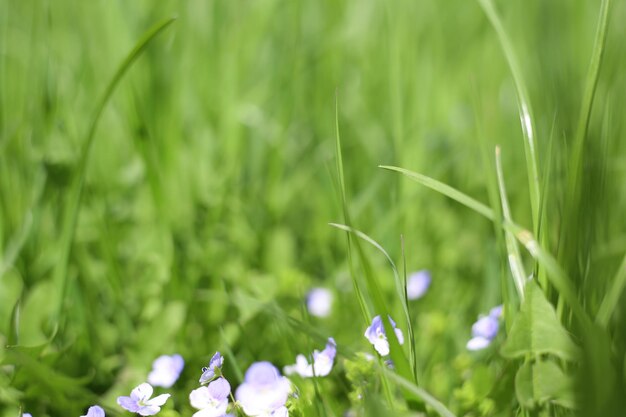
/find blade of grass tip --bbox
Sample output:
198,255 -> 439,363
382,368 -> 457,417
379,165 -> 495,221
51,17 -> 177,329
380,165 -> 592,327
334,92 -> 371,324
495,146 -> 527,300
595,253 -> 626,327
477,0 -> 541,232
328,223 -> 417,380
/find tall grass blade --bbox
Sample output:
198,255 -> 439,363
476,0 -> 541,231
51,17 -> 177,326
334,93 -> 371,324
495,146 -> 527,299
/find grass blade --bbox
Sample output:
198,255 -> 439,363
476,0 -> 541,230
51,16 -> 177,326
495,146 -> 527,299
595,253 -> 626,327
334,93 -> 371,324
329,223 -> 417,380
383,368 -> 457,417
381,164 -> 591,326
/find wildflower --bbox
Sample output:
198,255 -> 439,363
466,305 -> 503,351
148,354 -> 184,388
364,315 -> 404,356
23,414 -> 32,417
117,383 -> 170,416
284,338 -> 336,377
81,406 -> 105,417
235,361 -> 292,416
407,270 -> 431,300
200,352 -> 224,385
190,377 -> 231,417
306,288 -> 333,318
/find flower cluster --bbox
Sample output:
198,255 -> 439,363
466,305 -> 503,350
284,338 -> 337,378
364,315 -> 405,356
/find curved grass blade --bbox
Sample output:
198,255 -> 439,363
51,17 -> 177,327
477,0 -> 541,231
495,146 -> 527,300
329,223 -> 417,380
380,165 -> 494,220
380,165 -> 591,327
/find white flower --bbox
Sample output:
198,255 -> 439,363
117,383 -> 171,416
364,315 -> 404,356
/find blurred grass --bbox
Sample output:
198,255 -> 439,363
1,0 -> 625,416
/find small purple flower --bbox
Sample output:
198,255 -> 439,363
466,305 -> 503,351
81,406 -> 105,417
148,354 -> 184,388
117,383 -> 170,416
407,270 -> 431,300
190,377 -> 231,417
306,288 -> 333,318
284,338 -> 337,377
235,362 -> 292,416
23,414 -> 32,417
200,352 -> 224,385
364,315 -> 404,356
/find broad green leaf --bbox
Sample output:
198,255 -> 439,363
515,359 -> 576,410
502,280 -> 579,361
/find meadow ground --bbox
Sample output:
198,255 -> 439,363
1,1 -> 625,416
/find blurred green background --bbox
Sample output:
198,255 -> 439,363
1,0 -> 625,416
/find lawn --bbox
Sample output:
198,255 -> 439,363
1,1 -> 625,416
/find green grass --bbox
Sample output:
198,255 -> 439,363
1,0 -> 625,416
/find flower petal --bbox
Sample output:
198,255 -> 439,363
190,386 -> 213,410
137,405 -> 160,416
146,393 -> 171,407
83,406 -> 105,417
117,396 -> 140,413
131,383 -> 154,402
373,338 -> 390,356
207,377 -> 231,401
466,336 -> 491,351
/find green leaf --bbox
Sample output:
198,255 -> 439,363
502,281 -> 579,361
515,359 -> 576,410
